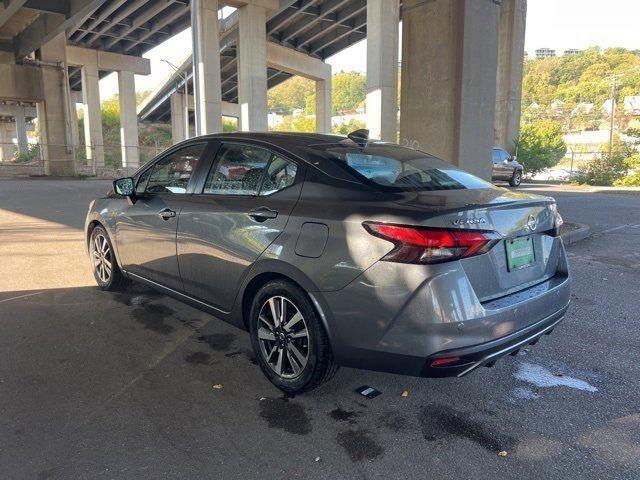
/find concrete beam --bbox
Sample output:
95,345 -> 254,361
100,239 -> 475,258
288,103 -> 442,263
399,0 -> 501,180
266,42 -> 331,81
0,64 -> 44,102
191,0 -> 223,135
221,0 -> 278,12
118,70 -> 139,168
0,104 -> 38,118
366,0 -> 399,142
0,0 -> 27,30
494,0 -> 527,153
15,0 -> 106,58
66,46 -> 151,75
238,2 -> 268,131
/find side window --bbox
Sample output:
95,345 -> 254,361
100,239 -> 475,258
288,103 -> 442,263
501,150 -> 512,162
260,155 -> 298,195
492,149 -> 500,164
145,143 -> 206,194
203,144 -> 272,195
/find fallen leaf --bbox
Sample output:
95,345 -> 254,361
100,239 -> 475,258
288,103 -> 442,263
498,450 -> 508,457
552,371 -> 564,377
212,384 -> 223,390
400,390 -> 409,398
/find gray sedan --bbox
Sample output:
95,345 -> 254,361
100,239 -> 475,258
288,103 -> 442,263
85,131 -> 570,393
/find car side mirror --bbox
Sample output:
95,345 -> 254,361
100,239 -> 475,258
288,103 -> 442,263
113,177 -> 135,197
503,159 -> 510,165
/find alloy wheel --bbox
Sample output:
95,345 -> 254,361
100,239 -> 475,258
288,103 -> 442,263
257,296 -> 310,379
91,233 -> 112,284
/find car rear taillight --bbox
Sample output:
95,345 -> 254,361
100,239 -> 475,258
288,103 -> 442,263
363,222 -> 501,264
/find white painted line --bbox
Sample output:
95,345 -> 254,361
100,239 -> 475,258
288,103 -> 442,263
0,291 -> 44,304
595,223 -> 640,236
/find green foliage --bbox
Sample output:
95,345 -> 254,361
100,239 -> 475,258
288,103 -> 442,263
14,144 -> 41,164
273,115 -> 316,133
614,170 -> 640,186
514,120 -> 567,174
268,71 -> 366,117
522,47 -> 640,131
268,77 -> 315,115
576,137 -> 633,186
222,118 -> 237,133
332,118 -> 365,136
331,71 -> 366,115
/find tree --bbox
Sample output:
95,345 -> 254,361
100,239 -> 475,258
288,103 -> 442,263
514,120 -> 567,174
331,71 -> 366,115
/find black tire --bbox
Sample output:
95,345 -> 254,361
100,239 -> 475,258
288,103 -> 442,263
509,170 -> 522,187
249,280 -> 338,394
89,225 -> 129,291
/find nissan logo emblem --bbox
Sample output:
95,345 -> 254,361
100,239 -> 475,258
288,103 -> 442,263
526,214 -> 538,231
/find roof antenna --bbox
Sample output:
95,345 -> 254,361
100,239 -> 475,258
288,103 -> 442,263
347,129 -> 370,147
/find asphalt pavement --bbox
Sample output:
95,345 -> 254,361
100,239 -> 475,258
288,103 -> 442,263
0,179 -> 638,480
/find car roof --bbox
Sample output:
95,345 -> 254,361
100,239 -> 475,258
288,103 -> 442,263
194,131 -> 348,148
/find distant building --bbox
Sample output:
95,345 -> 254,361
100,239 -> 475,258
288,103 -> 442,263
267,112 -> 284,128
564,48 -> 581,56
624,96 -> 640,115
601,99 -> 615,116
571,102 -> 594,116
549,99 -> 565,112
535,47 -> 556,59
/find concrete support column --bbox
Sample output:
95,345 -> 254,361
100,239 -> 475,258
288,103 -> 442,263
81,61 -> 104,168
315,77 -> 332,133
238,2 -> 268,132
15,114 -> 28,155
117,71 -> 139,168
170,92 -> 186,143
191,0 -> 223,135
399,0 -> 501,180
38,33 -> 74,176
366,0 -> 399,142
0,123 -> 13,161
69,90 -> 81,148
494,0 -> 527,153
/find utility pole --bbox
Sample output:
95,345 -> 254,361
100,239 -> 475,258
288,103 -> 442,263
608,74 -> 617,160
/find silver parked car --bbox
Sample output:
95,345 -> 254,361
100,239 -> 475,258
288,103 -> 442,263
85,131 -> 571,393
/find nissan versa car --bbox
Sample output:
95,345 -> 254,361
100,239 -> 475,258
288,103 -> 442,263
85,131 -> 571,393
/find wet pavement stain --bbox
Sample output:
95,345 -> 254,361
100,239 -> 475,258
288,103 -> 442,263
329,407 -> 360,425
259,397 -> 312,435
197,333 -> 236,351
132,303 -> 175,334
336,429 -> 385,462
184,351 -> 212,365
377,410 -> 409,432
418,404 -> 513,452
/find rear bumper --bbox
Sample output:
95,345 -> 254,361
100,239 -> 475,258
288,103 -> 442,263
422,305 -> 566,377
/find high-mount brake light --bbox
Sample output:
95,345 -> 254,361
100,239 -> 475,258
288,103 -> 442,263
363,222 -> 501,264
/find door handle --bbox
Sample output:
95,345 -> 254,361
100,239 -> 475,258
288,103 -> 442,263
248,207 -> 278,221
158,208 -> 177,220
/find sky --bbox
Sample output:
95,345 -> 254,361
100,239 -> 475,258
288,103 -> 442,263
99,0 -> 640,99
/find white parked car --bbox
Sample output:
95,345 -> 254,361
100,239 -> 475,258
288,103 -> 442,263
532,168 -> 578,182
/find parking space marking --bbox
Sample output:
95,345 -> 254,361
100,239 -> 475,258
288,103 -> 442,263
0,291 -> 44,304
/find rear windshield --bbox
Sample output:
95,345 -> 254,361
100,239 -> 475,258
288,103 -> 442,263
313,142 -> 493,192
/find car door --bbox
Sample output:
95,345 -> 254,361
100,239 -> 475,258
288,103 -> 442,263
177,141 -> 303,311
492,148 -> 511,180
116,142 -> 209,290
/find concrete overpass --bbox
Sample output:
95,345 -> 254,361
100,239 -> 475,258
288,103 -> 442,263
0,0 -> 526,179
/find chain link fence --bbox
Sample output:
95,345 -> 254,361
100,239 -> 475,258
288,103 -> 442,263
0,140 -> 172,178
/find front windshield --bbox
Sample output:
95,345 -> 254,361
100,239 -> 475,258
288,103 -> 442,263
314,142 -> 493,192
